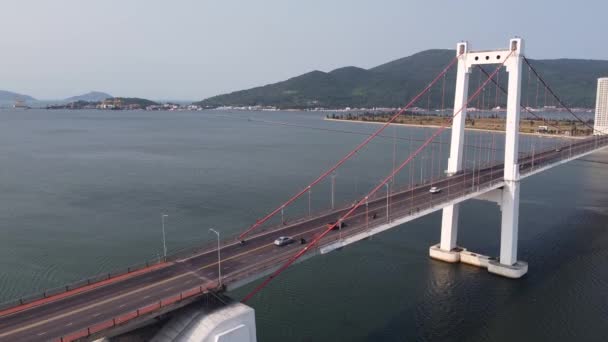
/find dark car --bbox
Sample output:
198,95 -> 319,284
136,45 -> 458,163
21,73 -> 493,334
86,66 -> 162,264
326,221 -> 347,231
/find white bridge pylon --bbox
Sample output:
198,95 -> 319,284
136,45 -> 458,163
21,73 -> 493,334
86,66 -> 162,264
429,38 -> 528,278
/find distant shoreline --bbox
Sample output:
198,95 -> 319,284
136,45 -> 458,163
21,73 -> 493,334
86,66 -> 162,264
323,117 -> 586,139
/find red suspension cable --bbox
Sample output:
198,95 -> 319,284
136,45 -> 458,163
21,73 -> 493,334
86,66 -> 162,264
524,57 -> 603,134
238,55 -> 461,240
535,71 -> 540,108
495,71 -> 500,109
526,65 -> 531,108
241,51 -> 513,303
476,65 -> 563,132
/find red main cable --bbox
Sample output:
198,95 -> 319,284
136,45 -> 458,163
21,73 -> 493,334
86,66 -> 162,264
238,54 -> 461,240
241,50 -> 514,303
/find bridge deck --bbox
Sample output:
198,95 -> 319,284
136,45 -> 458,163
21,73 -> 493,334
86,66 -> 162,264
0,135 -> 606,341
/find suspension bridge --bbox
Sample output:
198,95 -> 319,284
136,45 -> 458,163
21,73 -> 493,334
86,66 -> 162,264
0,38 -> 607,342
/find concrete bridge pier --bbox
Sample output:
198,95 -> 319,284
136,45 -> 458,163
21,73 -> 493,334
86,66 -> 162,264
430,38 -> 528,279
487,38 -> 528,278
487,179 -> 528,278
429,40 -> 470,264
150,301 -> 257,342
99,295 -> 258,342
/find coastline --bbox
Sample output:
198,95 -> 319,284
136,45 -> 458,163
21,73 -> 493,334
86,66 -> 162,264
323,117 -> 586,140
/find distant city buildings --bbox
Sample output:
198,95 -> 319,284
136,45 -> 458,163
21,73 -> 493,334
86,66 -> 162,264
214,105 -> 279,111
595,78 -> 608,135
13,98 -> 30,109
98,98 -> 125,109
46,98 -> 205,111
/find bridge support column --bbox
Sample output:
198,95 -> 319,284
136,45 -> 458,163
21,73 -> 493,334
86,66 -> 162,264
431,38 -> 527,279
429,205 -> 462,262
430,41 -> 470,263
487,38 -> 528,278
487,180 -> 527,278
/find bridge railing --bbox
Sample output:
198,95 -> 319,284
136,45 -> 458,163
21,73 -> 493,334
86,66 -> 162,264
216,171 -> 508,287
46,136 -> 608,341
0,229 -> 258,313
0,258 -> 167,313
54,281 -> 222,342
520,135 -> 608,176
319,164 -> 507,246
53,244 -> 325,342
10,136 -> 608,335
225,137 -> 608,277
245,150 -> 515,239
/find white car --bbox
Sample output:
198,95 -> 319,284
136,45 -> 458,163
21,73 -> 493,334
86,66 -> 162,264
429,186 -> 441,194
274,236 -> 294,246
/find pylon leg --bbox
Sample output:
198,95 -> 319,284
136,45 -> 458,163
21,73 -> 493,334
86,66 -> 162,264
488,180 -> 528,278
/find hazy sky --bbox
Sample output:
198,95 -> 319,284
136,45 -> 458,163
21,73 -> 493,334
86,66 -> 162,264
2,0 -> 607,100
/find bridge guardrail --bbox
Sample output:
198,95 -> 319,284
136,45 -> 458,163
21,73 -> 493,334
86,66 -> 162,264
0,136 -> 588,310
0,221 -> 313,313
54,281 -> 221,342
0,258 -> 167,313
12,135 -> 608,340
55,249 -> 302,341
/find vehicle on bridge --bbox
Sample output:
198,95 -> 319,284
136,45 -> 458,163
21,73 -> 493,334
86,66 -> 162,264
327,221 -> 347,230
429,186 -> 441,194
274,236 -> 294,246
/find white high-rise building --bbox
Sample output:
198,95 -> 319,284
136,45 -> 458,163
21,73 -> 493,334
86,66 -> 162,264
594,78 -> 608,135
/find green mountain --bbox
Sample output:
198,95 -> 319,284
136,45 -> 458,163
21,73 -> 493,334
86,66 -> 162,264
64,91 -> 112,103
0,90 -> 36,102
195,49 -> 608,109
110,97 -> 159,107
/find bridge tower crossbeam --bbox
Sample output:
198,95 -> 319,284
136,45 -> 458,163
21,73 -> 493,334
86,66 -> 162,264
429,38 -> 528,278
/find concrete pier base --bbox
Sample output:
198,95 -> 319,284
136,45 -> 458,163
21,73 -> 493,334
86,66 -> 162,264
459,250 -> 492,268
430,245 -> 527,279
151,302 -> 257,342
488,260 -> 528,279
429,244 -> 461,263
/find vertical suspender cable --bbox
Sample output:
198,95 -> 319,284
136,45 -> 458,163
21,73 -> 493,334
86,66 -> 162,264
239,56 -> 461,239
241,51 -> 514,303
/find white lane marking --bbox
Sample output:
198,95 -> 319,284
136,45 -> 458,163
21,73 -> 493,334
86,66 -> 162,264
0,270 -> 200,338
93,313 -> 101,317
143,295 -> 150,299
66,322 -> 73,326
164,286 -> 174,292
119,304 -> 126,308
37,332 -> 47,336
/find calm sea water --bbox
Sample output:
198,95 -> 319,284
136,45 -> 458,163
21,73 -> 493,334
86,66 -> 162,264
0,109 -> 606,341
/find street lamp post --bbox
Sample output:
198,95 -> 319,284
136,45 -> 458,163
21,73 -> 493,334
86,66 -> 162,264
209,228 -> 222,287
161,214 -> 168,260
531,144 -> 535,169
419,155 -> 429,185
465,160 -> 476,191
331,172 -> 336,209
385,183 -> 390,223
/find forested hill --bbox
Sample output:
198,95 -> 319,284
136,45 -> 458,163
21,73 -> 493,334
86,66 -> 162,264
195,49 -> 608,109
